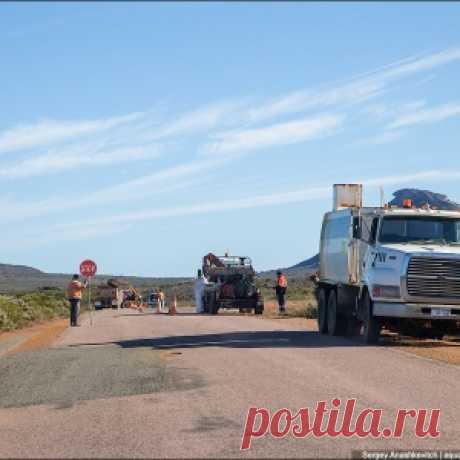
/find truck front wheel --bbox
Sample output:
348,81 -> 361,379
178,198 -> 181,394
317,289 -> 328,334
327,291 -> 347,336
362,291 -> 381,344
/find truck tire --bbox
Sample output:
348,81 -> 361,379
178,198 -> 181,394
427,327 -> 444,340
208,292 -> 219,315
344,315 -> 362,337
207,292 -> 218,315
317,289 -> 328,334
327,291 -> 347,336
203,294 -> 210,314
362,291 -> 381,344
255,301 -> 264,315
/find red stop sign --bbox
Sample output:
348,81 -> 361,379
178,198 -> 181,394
80,259 -> 97,278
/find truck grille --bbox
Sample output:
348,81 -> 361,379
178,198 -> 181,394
407,256 -> 460,299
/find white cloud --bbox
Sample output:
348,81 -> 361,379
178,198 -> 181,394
0,143 -> 161,179
45,222 -> 133,243
3,45 -> 460,236
0,112 -> 144,155
145,102 -> 245,140
52,185 -> 331,232
3,45 -> 460,184
247,81 -> 383,124
85,158 -> 223,204
202,114 -> 343,156
0,158 -> 224,222
357,130 -> 404,146
0,102 -> 244,181
379,47 -> 460,80
388,102 -> 460,129
246,46 -> 460,125
46,168 -> 460,241
361,103 -> 391,121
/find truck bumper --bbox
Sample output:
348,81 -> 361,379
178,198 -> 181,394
373,302 -> 460,320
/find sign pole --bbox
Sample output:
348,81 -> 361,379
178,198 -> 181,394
88,277 -> 93,326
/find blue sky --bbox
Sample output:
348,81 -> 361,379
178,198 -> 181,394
1,3 -> 460,277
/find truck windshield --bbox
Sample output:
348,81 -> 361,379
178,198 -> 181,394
379,216 -> 460,244
218,256 -> 251,266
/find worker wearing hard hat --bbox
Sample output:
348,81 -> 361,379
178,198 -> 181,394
194,269 -> 209,314
67,274 -> 88,326
274,270 -> 288,314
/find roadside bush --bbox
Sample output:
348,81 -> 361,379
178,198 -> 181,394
0,290 -> 68,332
305,303 -> 318,319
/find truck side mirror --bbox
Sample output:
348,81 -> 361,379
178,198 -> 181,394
352,217 -> 361,239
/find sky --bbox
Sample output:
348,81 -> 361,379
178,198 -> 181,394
1,2 -> 460,277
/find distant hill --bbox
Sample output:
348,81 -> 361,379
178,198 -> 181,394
0,263 -> 192,295
290,253 -> 319,269
0,263 -> 43,278
262,188 -> 460,279
259,254 -> 319,280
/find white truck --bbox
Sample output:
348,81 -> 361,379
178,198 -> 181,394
316,184 -> 460,343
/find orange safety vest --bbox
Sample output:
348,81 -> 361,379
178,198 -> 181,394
67,280 -> 84,299
276,275 -> 287,288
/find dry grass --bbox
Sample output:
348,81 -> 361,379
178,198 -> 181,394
263,299 -> 317,319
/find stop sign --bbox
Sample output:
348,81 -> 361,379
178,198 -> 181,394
80,259 -> 97,278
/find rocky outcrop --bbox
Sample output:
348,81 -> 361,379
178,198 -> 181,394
390,189 -> 460,210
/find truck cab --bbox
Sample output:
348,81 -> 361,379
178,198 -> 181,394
316,185 -> 460,343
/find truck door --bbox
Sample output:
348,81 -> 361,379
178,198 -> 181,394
322,212 -> 352,284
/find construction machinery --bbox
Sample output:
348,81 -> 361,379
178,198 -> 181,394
94,279 -> 123,310
201,252 -> 264,315
94,279 -> 141,310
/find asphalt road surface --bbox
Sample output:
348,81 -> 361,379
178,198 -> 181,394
1,308 -> 459,458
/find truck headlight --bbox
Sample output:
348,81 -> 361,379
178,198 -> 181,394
372,285 -> 401,299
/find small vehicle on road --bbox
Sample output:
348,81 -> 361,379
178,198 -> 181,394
94,283 -> 122,310
201,253 -> 264,315
315,184 -> 460,343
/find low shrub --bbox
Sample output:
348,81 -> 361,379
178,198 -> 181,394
0,290 -> 68,332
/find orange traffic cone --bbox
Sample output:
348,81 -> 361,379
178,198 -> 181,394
169,296 -> 177,315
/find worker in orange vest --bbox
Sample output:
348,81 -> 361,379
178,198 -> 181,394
67,274 -> 88,327
274,270 -> 288,314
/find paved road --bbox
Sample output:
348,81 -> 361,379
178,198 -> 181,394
1,308 -> 459,458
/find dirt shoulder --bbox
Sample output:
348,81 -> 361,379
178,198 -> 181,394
383,335 -> 460,365
0,318 -> 68,355
261,304 -> 460,365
